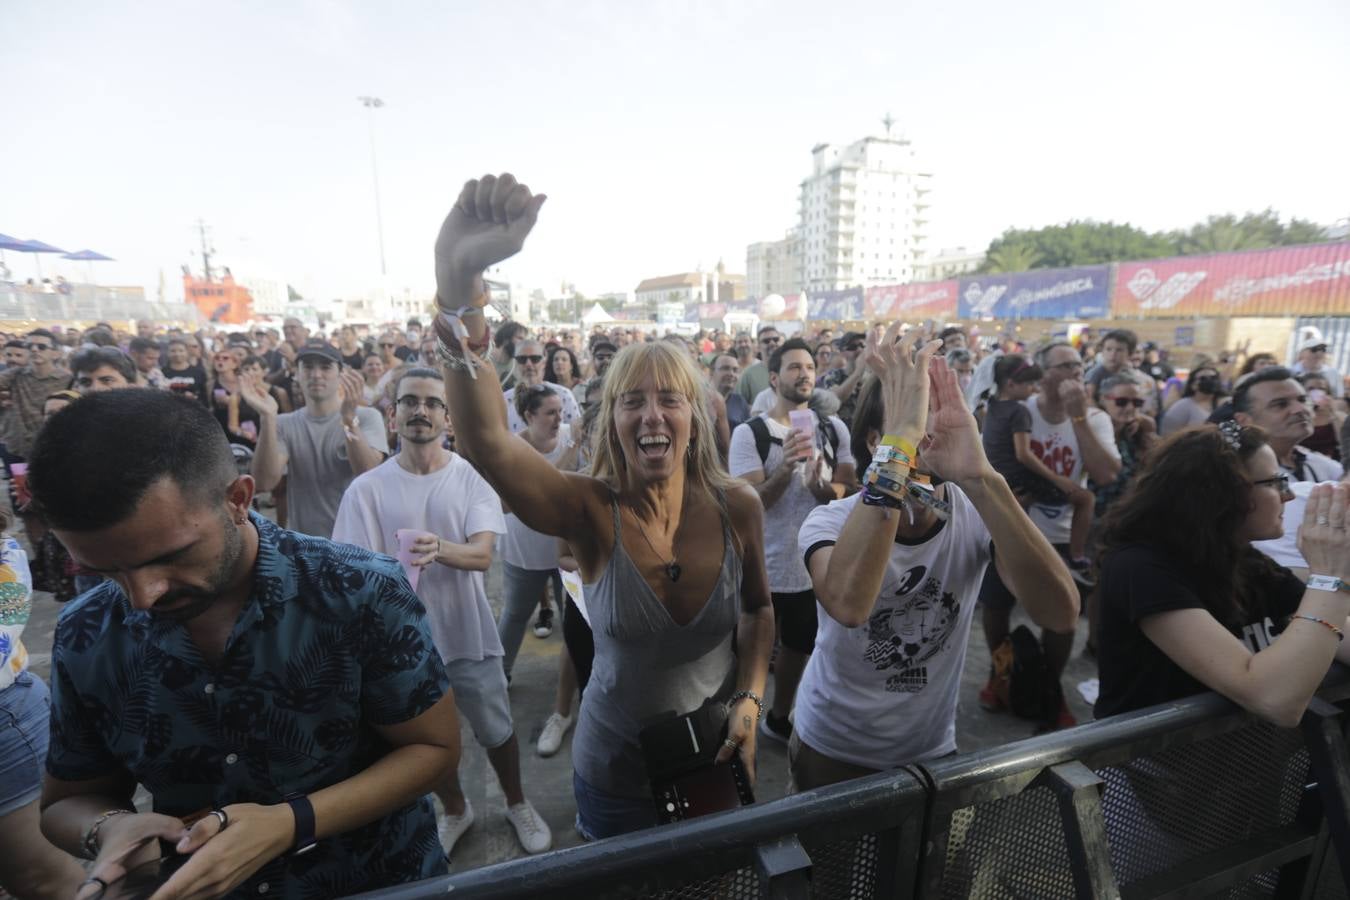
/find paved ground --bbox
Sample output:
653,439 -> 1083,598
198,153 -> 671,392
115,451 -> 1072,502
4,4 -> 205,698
19,520 -> 1098,876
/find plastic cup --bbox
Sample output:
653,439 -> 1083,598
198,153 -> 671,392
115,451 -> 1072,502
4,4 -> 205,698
395,528 -> 433,591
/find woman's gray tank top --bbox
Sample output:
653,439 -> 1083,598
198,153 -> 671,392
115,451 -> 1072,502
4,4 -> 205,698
571,490 -> 742,799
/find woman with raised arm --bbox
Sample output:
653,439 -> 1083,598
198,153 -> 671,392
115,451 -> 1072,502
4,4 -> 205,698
431,173 -> 774,840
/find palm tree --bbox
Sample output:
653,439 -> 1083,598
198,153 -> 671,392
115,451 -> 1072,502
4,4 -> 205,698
983,243 -> 1043,273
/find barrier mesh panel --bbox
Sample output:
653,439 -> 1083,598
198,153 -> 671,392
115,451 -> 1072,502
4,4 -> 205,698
801,831 -> 881,900
1097,721 -> 1308,888
648,867 -> 759,899
939,785 -> 1076,899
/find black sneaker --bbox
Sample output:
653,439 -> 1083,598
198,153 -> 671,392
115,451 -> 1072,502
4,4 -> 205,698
758,711 -> 791,745
533,607 -> 554,638
1068,557 -> 1096,588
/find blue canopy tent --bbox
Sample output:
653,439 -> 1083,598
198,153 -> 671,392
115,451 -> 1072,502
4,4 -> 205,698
62,248 -> 115,284
7,238 -> 67,279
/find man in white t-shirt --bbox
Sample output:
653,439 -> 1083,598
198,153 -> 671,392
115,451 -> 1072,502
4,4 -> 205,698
502,338 -> 580,434
332,366 -> 553,857
792,330 -> 1077,788
978,341 -> 1120,728
245,340 -> 389,538
730,338 -> 855,745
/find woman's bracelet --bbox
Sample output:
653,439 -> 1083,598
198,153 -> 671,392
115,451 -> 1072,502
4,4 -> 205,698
1292,614 -> 1344,641
729,690 -> 764,722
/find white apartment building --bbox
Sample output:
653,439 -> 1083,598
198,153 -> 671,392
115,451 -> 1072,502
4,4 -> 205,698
746,227 -> 802,298
634,272 -> 705,309
798,135 -> 932,291
913,247 -> 985,282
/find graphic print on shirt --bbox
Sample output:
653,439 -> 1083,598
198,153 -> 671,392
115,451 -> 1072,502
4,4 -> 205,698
1241,616 -> 1286,653
864,566 -> 960,693
1029,434 -> 1076,477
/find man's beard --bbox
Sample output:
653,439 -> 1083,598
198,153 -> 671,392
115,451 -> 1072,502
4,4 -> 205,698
149,512 -> 244,624
781,380 -> 813,403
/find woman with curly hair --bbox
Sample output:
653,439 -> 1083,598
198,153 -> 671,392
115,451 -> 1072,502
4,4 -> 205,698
1095,422 -> 1350,725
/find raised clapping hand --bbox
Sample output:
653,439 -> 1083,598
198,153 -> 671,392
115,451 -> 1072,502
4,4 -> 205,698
236,376 -> 278,417
1298,483 -> 1350,583
863,323 -> 943,443
920,355 -> 996,484
434,173 -> 547,310
339,368 -> 366,421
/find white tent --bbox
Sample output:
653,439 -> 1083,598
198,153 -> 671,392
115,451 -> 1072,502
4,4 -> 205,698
581,302 -> 616,326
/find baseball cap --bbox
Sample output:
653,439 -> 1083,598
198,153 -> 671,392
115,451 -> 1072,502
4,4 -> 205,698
1299,326 -> 1327,353
1141,341 -> 1160,352
297,340 -> 342,365
834,331 -> 866,349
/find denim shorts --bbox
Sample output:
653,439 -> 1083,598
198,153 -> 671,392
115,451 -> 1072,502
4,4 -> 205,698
572,770 -> 658,841
0,672 -> 51,817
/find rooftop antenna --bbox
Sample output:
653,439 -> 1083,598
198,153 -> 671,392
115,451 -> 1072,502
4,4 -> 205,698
882,112 -> 895,138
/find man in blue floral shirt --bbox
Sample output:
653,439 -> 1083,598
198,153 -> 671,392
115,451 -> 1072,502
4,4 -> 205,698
29,390 -> 460,900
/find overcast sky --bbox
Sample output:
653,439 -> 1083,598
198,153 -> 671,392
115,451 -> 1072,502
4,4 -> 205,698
4,0 -> 1347,305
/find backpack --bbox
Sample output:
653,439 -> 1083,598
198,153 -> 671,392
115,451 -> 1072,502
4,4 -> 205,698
991,625 -> 1062,727
746,412 -> 840,474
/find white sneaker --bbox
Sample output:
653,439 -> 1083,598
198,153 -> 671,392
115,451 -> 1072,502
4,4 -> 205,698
438,798 -> 474,857
536,712 -> 574,757
505,799 -> 553,854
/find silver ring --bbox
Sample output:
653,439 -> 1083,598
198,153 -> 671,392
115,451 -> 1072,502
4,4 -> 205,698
209,808 -> 229,831
1318,517 -> 1331,526
722,738 -> 740,751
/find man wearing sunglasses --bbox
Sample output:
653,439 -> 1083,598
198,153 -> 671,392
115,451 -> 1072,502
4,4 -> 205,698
0,329 -> 72,529
333,367 -> 553,858
502,339 -> 580,434
735,325 -> 782,407
1293,333 -> 1344,399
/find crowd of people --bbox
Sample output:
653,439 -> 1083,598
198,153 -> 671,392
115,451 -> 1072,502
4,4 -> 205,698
0,174 -> 1347,898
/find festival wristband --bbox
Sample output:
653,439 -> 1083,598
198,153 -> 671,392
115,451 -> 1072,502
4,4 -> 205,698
881,435 -> 919,458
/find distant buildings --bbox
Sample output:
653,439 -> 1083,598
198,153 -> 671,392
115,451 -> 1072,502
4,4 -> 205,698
634,263 -> 745,311
799,134 -> 932,291
746,124 -> 935,296
913,247 -> 984,282
747,229 -> 802,299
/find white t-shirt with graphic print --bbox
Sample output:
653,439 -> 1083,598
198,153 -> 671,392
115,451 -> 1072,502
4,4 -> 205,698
794,486 -> 992,769
1023,394 -> 1119,545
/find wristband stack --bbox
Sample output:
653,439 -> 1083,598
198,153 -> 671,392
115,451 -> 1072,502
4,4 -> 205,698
434,296 -> 492,379
861,435 -> 952,521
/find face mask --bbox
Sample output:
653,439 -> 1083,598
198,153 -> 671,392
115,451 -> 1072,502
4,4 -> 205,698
957,374 -> 973,390
1196,375 -> 1220,394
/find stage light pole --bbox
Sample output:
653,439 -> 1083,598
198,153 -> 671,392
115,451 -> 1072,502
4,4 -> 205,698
357,95 -> 387,277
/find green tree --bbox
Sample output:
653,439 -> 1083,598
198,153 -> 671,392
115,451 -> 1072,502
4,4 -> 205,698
1173,209 -> 1329,255
980,221 -> 1174,273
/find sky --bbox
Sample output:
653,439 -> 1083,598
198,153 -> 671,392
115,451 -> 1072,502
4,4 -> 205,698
3,0 -> 1347,308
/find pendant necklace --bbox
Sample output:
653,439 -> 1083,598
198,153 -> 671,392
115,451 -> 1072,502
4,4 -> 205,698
631,496 -> 683,582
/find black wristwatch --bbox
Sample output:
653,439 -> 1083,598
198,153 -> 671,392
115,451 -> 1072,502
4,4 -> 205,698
283,792 -> 318,856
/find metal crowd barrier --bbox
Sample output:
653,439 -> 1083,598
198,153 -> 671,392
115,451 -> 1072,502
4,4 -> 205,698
354,670 -> 1350,899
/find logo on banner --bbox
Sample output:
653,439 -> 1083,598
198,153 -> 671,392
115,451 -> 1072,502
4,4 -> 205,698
1127,269 -> 1207,310
963,282 -> 1008,317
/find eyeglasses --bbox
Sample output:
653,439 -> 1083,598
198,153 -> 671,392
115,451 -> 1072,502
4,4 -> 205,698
379,342 -> 396,348
1112,397 -> 1146,408
515,355 -> 543,364
397,395 -> 447,412
1252,473 -> 1292,495
1050,361 -> 1084,373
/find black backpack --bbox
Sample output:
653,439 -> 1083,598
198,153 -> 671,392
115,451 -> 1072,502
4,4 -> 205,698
1006,625 -> 1063,726
746,412 -> 840,473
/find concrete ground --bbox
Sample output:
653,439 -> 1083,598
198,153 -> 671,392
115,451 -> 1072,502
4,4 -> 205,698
18,500 -> 1098,875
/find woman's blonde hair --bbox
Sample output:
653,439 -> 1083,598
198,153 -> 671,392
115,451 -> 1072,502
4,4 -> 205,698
588,341 -> 736,500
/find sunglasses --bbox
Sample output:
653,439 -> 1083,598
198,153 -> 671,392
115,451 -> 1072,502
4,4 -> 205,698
26,343 -> 52,351
845,343 -> 864,352
1112,397 -> 1146,408
379,342 -> 396,348
1252,473 -> 1292,495
760,337 -> 781,345
515,355 -> 543,364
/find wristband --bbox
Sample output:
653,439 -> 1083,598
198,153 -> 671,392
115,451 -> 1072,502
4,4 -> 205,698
1292,614 -> 1344,640
880,434 -> 918,458
729,690 -> 764,722
284,792 -> 318,856
1071,415 -> 1087,424
1306,575 -> 1350,594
